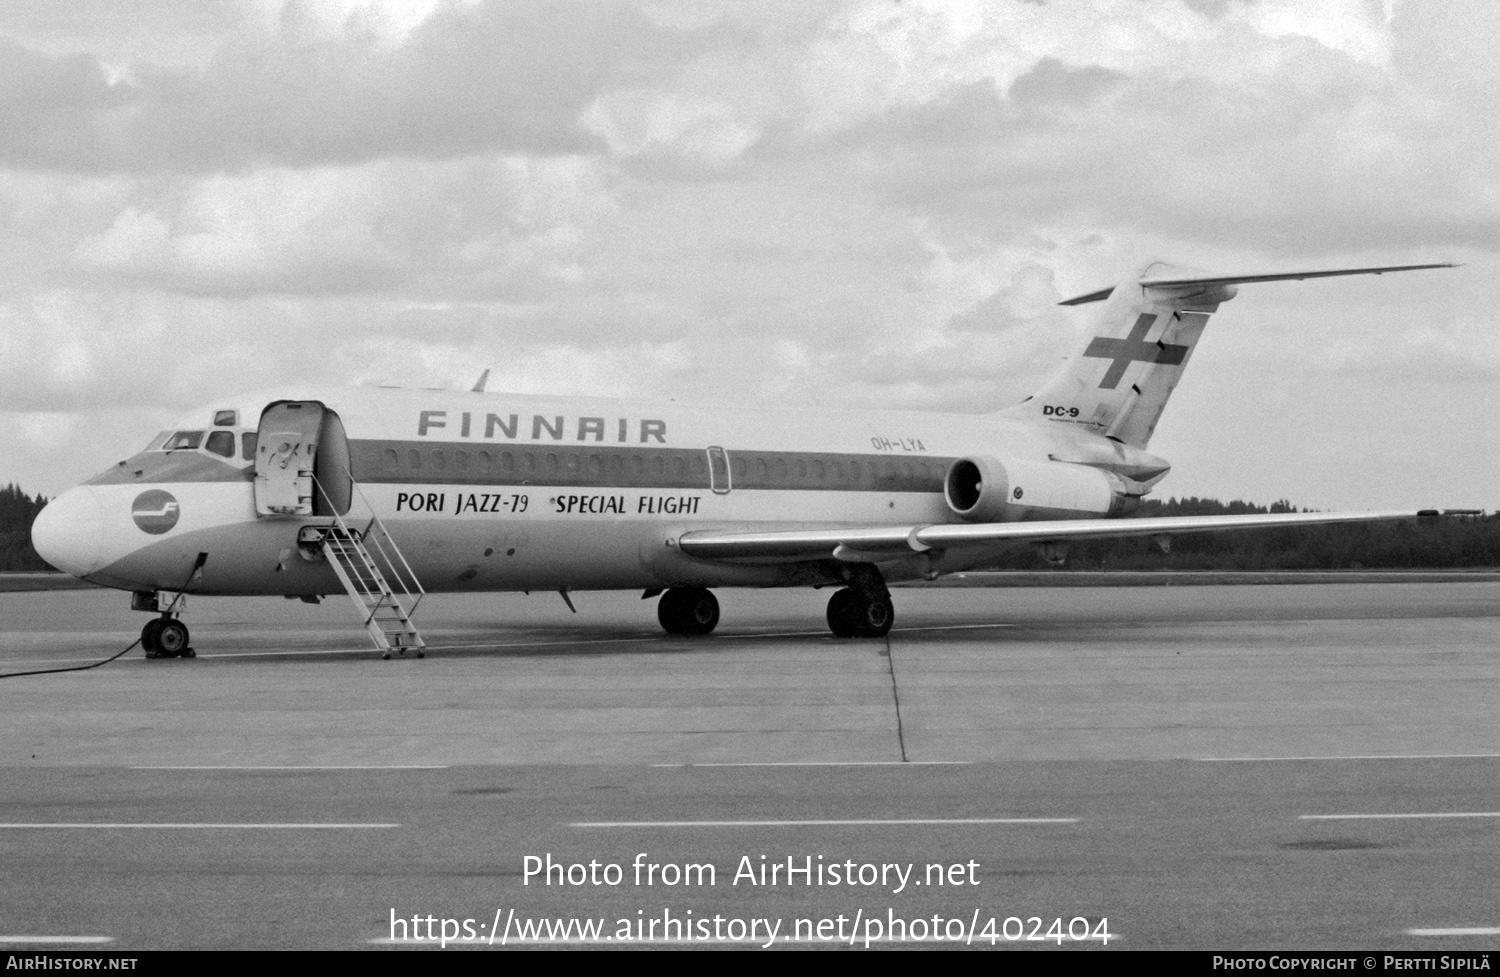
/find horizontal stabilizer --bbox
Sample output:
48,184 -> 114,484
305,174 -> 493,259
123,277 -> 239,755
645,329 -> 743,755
1059,263 -> 1456,306
678,510 -> 1428,564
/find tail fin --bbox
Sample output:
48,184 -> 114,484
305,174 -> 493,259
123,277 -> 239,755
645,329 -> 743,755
1004,259 -> 1454,449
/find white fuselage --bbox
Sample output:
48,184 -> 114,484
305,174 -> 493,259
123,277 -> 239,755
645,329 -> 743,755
33,385 -> 1166,597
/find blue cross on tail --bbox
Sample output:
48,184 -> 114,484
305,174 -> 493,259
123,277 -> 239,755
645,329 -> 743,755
1082,313 -> 1189,389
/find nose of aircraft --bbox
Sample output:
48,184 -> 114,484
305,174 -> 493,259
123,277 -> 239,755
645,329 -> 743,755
32,487 -> 105,577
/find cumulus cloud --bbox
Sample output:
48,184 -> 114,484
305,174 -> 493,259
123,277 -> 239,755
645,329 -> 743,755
71,155 -> 617,296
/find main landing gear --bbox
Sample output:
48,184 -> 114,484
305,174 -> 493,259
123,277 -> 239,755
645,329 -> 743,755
825,565 -> 895,638
141,616 -> 194,659
658,587 -> 720,636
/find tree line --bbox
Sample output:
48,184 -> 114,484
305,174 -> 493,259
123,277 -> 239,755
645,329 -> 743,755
1,483 -> 1495,573
0,484 -> 51,571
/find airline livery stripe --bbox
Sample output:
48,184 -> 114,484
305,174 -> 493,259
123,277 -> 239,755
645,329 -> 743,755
349,440 -> 954,494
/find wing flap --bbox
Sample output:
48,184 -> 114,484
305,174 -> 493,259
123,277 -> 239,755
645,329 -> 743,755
676,510 -> 1424,564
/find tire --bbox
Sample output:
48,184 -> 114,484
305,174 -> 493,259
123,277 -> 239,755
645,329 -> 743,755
853,594 -> 894,638
827,589 -> 894,638
826,588 -> 858,638
155,619 -> 191,657
658,587 -> 719,636
141,619 -> 164,655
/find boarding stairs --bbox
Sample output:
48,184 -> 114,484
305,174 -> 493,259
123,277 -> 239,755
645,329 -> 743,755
310,478 -> 427,659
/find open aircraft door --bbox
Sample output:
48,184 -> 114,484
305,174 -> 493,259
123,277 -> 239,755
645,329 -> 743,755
254,401 -> 352,517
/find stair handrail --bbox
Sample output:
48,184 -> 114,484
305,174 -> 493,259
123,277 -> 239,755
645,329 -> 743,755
312,475 -> 425,615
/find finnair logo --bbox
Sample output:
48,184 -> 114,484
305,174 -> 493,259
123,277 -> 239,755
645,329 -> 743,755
132,490 -> 181,535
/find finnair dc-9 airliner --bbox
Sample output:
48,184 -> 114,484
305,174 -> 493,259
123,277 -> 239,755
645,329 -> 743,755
31,261 -> 1453,658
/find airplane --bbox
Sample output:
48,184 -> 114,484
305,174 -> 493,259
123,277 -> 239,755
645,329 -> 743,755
30,260 -> 1455,659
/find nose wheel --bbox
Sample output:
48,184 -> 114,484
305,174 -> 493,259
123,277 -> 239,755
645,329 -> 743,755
142,617 -> 195,659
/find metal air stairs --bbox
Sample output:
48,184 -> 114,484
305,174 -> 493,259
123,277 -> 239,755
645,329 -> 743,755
307,478 -> 427,659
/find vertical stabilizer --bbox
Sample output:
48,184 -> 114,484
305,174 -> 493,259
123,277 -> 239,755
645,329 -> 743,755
1003,261 -> 1232,449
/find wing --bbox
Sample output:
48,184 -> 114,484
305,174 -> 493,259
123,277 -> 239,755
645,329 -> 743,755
677,510 -> 1443,564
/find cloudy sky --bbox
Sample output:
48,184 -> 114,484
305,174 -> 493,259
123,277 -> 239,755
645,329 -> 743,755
1,0 -> 1495,510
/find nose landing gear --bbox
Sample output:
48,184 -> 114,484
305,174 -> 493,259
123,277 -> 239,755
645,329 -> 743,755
133,589 -> 196,659
141,616 -> 195,659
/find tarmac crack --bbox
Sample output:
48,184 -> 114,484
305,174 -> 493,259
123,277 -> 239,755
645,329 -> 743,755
884,634 -> 908,763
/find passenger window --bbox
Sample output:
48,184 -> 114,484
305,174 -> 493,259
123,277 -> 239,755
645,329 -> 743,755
479,451 -> 493,474
204,431 -> 235,458
454,450 -> 468,472
383,448 -> 399,471
242,432 -> 257,461
812,459 -> 826,481
213,410 -> 237,427
407,449 -> 422,470
433,450 -> 446,471
165,431 -> 204,451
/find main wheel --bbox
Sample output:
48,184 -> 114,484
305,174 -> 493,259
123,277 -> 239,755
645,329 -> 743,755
155,619 -> 191,657
826,589 -> 894,638
826,588 -> 859,637
851,594 -> 894,638
658,587 -> 720,636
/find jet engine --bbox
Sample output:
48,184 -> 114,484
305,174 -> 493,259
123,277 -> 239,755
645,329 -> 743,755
943,455 -> 1141,522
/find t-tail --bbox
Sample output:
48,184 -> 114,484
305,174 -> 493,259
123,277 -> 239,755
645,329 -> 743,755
1003,260 -> 1455,449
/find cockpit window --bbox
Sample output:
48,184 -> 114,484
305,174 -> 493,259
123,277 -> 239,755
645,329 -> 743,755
241,432 -> 257,462
205,431 -> 236,458
164,430 -> 204,451
214,410 -> 238,427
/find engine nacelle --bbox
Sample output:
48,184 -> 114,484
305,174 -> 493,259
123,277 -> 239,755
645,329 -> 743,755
943,455 -> 1140,522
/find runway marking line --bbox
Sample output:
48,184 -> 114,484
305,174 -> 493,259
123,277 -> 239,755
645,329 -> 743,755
571,817 -> 1077,828
0,822 -> 401,829
652,761 -> 971,767
130,765 -> 448,770
0,936 -> 114,945
1201,753 -> 1500,762
1408,927 -> 1500,937
1300,813 -> 1500,821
